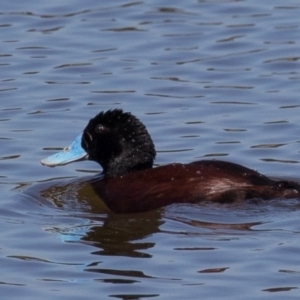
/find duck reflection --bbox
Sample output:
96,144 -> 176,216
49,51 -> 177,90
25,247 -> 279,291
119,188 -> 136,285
30,176 -> 162,258
28,176 -> 262,259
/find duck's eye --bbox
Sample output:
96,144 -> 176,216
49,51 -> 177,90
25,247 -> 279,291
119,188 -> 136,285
95,124 -> 104,133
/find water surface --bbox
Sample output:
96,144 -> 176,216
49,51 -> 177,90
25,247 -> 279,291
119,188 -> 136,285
1,0 -> 300,299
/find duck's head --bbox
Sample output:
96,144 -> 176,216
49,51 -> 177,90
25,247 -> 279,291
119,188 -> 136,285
41,109 -> 156,177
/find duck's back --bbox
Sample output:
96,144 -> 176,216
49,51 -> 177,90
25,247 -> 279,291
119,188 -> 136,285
90,160 -> 300,213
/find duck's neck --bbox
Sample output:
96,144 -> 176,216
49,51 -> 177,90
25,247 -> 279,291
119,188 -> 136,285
103,143 -> 156,178
104,160 -> 153,178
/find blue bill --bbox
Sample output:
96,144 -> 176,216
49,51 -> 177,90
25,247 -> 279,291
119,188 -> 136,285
41,134 -> 88,167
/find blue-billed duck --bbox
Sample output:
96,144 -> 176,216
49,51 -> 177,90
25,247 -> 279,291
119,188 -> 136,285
41,109 -> 300,213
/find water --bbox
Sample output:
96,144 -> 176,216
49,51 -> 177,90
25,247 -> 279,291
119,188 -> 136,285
1,0 -> 300,299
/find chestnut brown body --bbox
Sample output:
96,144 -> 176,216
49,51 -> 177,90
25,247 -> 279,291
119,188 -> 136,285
91,160 -> 300,213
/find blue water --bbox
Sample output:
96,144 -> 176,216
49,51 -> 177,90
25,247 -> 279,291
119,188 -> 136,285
1,0 -> 300,299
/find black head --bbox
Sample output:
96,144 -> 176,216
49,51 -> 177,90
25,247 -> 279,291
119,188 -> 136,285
81,109 -> 156,177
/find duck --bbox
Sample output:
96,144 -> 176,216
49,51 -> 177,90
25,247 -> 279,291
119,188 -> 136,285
41,109 -> 300,213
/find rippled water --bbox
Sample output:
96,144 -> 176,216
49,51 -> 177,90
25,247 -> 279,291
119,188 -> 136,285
1,0 -> 300,299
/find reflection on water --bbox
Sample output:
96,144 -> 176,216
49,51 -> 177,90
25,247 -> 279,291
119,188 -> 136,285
27,175 -> 298,257
27,177 -> 163,257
